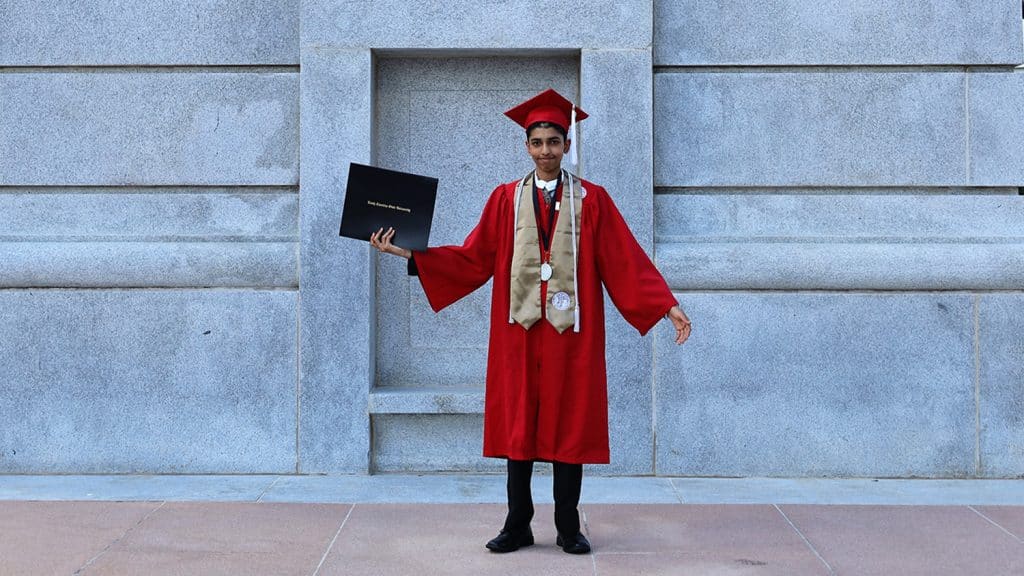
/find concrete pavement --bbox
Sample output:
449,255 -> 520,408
1,475 -> 1023,575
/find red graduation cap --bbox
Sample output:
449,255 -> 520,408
505,88 -> 588,168
504,88 -> 588,133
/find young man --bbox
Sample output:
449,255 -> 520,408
371,89 -> 692,554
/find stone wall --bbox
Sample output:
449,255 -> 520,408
0,1 -> 301,473
1,1 -> 1021,477
651,0 -> 1024,477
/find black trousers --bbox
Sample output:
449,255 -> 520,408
502,459 -> 583,536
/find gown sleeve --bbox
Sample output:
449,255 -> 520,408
594,187 -> 678,336
410,185 -> 504,312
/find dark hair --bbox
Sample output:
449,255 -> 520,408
526,121 -> 567,140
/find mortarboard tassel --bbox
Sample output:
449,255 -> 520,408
568,105 -> 578,169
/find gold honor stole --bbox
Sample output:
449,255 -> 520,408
509,170 -> 584,333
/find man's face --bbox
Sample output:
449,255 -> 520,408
526,126 -> 570,174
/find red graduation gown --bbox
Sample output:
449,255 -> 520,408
412,177 -> 677,464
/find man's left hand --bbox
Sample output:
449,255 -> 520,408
667,306 -> 691,345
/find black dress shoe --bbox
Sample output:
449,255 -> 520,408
556,532 -> 591,554
485,529 -> 535,553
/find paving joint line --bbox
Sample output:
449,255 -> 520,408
667,478 -> 685,503
773,504 -> 835,576
580,508 -> 598,574
73,500 -> 167,575
310,503 -> 355,576
967,505 -> 1023,544
256,476 -> 282,502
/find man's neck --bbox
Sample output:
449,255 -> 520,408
535,167 -> 561,181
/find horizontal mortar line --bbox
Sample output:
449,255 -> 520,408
967,505 -> 1024,544
370,46 -> 581,56
0,286 -> 299,292
653,64 -> 1015,73
0,64 -> 300,74
655,237 -> 1024,244
654,186 -> 1018,194
0,237 -> 299,243
0,185 -> 298,193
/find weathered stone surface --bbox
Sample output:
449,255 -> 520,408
298,49 -> 373,473
0,290 -> 297,473
978,294 -> 1024,478
655,0 -> 1024,66
303,0 -> 651,49
0,0 -> 299,65
654,72 -> 966,187
969,72 -> 1024,186
654,293 -> 976,477
0,73 -> 298,185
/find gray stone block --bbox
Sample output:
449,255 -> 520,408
655,194 -> 1024,241
581,49 -> 661,475
581,49 -> 654,249
0,0 -> 298,65
0,290 -> 297,473
599,342 -> 655,476
298,49 -> 373,473
0,190 -> 297,239
656,242 -> 1024,291
654,194 -> 1024,290
969,72 -> 1024,186
0,242 -> 297,288
0,73 -> 298,185
978,294 -> 1024,478
654,293 -> 976,477
655,0 -> 1024,66
303,0 -> 651,49
371,415 -> 503,473
654,72 -> 966,187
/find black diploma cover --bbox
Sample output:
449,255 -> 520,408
338,163 -> 438,251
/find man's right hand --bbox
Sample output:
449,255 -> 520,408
370,227 -> 411,259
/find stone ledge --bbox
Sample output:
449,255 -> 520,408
655,193 -> 1024,239
368,388 -> 484,415
0,192 -> 297,239
656,241 -> 1024,290
0,242 -> 298,288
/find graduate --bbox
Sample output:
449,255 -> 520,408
371,88 -> 692,555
